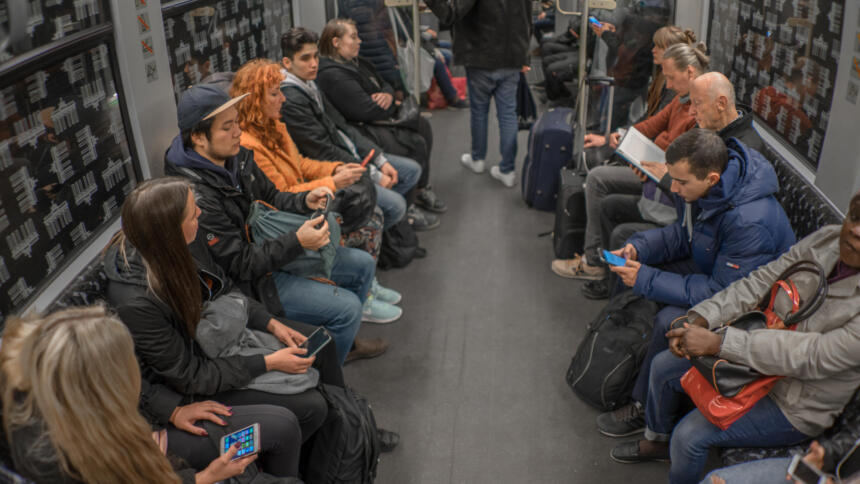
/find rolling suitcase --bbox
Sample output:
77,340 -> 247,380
552,77 -> 615,257
521,107 -> 575,212
553,166 -> 587,258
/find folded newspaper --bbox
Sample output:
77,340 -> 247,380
615,127 -> 666,183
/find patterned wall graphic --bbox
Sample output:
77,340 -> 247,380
163,0 -> 294,101
708,0 -> 844,170
0,42 -> 136,319
0,0 -> 109,63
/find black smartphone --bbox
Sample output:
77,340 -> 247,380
311,194 -> 333,229
787,453 -> 828,484
298,327 -> 332,358
220,423 -> 260,460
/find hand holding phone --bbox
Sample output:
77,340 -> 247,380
787,453 -> 829,484
220,424 -> 260,460
588,16 -> 602,28
310,194 -> 333,229
298,327 -> 333,358
600,249 -> 627,267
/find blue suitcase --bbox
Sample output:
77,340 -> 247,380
521,107 -> 575,211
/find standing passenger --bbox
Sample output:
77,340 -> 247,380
423,0 -> 532,187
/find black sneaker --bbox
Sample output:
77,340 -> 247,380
406,204 -> 440,231
596,401 -> 645,437
415,186 -> 447,213
446,98 -> 470,110
610,440 -> 670,464
582,278 -> 611,300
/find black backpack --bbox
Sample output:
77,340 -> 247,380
303,384 -> 380,484
377,219 -> 418,270
566,290 -> 658,411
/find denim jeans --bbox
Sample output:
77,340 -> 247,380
374,153 -> 421,229
643,350 -> 808,484
631,305 -> 688,403
670,398 -> 807,484
273,246 -> 374,364
466,67 -> 520,173
700,457 -> 793,484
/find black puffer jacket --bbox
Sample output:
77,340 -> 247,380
423,0 -> 532,70
317,56 -> 396,124
164,136 -> 310,315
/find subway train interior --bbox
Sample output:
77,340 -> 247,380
1,0 -> 860,482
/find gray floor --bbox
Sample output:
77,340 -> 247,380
345,108 -> 670,483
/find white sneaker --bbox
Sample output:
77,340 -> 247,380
460,153 -> 485,173
490,165 -> 516,187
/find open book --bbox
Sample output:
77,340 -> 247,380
615,127 -> 666,183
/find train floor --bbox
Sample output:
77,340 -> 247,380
344,106 -> 671,483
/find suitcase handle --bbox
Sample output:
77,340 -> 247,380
586,76 -> 616,86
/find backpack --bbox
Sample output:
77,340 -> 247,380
566,290 -> 658,411
377,219 -> 418,270
303,384 -> 380,484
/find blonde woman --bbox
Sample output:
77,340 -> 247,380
0,307 -> 270,483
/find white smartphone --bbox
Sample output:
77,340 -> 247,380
220,423 -> 260,460
787,453 -> 828,484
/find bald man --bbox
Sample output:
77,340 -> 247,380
580,72 -> 771,300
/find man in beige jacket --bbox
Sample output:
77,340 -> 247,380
610,191 -> 860,484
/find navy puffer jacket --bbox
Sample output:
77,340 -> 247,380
338,0 -> 404,91
628,138 -> 796,307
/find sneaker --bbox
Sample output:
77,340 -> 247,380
362,294 -> 403,324
582,278 -> 611,300
490,165 -> 516,188
415,185 -> 447,213
446,98 -> 469,110
596,401 -> 646,437
371,277 -> 402,305
551,257 -> 606,280
461,153 -> 485,173
406,204 -> 440,231
610,440 -> 670,464
344,337 -> 389,364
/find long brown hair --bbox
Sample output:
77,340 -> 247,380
112,177 -> 201,336
319,18 -> 356,59
1,307 -> 180,483
231,58 -> 288,153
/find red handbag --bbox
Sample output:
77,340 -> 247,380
680,261 -> 827,430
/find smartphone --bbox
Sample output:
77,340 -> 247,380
220,423 -> 260,460
298,327 -> 332,358
360,149 -> 376,167
600,249 -> 627,267
588,16 -> 602,28
787,453 -> 828,484
311,194 -> 333,229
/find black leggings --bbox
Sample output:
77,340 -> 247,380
167,404 -> 301,477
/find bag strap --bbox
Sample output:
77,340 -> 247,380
760,260 -> 828,327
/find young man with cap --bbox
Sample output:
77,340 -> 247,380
165,84 -> 388,365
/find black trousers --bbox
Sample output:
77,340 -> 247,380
167,404 -> 301,477
542,52 -> 578,100
363,117 -> 434,189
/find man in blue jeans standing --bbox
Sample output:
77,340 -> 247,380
423,0 -> 532,188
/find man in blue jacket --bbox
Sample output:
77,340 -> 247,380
595,128 -> 795,439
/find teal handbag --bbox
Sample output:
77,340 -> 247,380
246,200 -> 341,280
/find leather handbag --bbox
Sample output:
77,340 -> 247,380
373,95 -> 420,131
680,260 -> 828,430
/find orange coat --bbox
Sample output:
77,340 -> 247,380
633,94 -> 696,150
240,122 -> 343,192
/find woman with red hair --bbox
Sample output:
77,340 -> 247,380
231,58 -> 403,326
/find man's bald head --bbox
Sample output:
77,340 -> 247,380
690,71 -> 738,131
